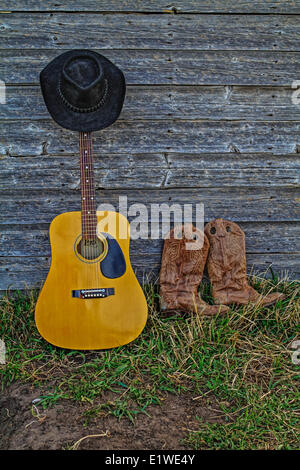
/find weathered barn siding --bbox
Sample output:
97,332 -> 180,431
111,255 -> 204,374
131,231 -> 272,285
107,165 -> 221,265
0,1 -> 300,292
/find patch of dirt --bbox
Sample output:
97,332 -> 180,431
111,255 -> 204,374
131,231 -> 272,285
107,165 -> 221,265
0,382 -> 225,450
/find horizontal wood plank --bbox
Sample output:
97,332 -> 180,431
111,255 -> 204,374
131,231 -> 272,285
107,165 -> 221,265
1,13 -> 299,51
1,49 -> 299,85
1,222 -> 299,257
1,119 -> 299,156
3,85 -> 300,122
1,153 -> 299,189
1,251 -> 299,293
4,1 -> 300,14
1,188 -> 299,224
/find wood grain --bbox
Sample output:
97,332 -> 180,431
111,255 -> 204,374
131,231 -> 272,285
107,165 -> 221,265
1,13 -> 299,51
4,1 -> 300,14
1,221 -> 299,257
1,119 -> 300,156
1,49 -> 299,85
1,252 -> 299,294
1,153 -> 299,189
1,188 -> 299,225
3,85 -> 300,122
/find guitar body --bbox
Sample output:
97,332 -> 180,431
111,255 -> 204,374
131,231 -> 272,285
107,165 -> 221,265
35,210 -> 148,350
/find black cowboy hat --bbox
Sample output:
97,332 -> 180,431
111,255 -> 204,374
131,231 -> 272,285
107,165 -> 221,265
40,49 -> 126,132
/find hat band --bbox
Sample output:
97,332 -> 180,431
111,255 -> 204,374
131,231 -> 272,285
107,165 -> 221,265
57,78 -> 109,113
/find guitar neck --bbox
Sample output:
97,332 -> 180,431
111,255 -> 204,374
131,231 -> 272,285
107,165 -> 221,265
79,131 -> 97,240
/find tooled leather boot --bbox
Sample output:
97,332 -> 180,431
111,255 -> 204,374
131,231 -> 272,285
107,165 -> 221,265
204,219 -> 285,307
159,224 -> 229,316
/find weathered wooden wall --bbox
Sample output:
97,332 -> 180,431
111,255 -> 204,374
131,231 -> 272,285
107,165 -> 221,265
1,1 -> 300,292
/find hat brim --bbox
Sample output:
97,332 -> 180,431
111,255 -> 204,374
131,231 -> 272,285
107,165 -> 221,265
40,50 -> 126,132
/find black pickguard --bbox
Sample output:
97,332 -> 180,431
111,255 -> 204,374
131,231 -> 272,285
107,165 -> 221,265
100,234 -> 126,279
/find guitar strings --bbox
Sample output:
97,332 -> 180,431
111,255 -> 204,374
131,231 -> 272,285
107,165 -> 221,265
80,131 -> 88,285
82,132 -> 90,285
89,132 -> 101,288
85,131 -> 98,287
80,131 -> 101,290
83,131 -> 91,280
87,131 -> 98,287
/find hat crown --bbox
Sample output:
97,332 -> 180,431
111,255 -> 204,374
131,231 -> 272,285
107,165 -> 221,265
64,54 -> 102,89
60,52 -> 107,112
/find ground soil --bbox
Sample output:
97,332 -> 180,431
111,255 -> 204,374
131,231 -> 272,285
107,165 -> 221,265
0,382 -> 225,450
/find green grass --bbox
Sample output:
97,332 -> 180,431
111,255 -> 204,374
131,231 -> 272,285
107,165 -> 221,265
0,275 -> 299,449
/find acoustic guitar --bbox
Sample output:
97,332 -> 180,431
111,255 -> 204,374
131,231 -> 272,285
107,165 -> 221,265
35,131 -> 148,350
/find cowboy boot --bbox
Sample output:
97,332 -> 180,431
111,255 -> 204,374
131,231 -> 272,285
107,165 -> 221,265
204,219 -> 285,307
159,224 -> 229,316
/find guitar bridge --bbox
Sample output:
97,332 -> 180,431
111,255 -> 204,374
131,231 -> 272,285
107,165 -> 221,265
72,288 -> 115,299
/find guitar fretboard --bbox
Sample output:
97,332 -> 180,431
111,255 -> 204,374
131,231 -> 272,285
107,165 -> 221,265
79,131 -> 97,240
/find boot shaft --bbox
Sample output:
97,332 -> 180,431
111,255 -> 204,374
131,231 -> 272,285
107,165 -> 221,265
204,218 -> 284,306
159,224 -> 209,310
160,224 -> 209,289
204,219 -> 248,291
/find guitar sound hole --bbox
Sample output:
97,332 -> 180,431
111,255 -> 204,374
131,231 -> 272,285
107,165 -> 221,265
77,237 -> 104,260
